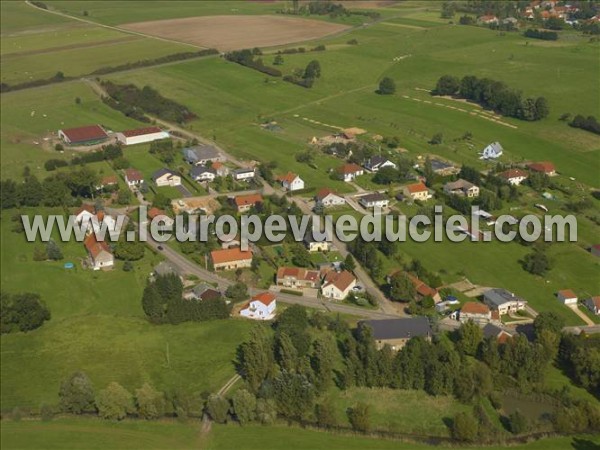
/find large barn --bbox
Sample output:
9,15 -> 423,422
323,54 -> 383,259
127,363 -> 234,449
116,126 -> 170,146
58,125 -> 108,145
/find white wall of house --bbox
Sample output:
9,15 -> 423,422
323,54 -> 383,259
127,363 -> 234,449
240,300 -> 276,320
155,174 -> 181,187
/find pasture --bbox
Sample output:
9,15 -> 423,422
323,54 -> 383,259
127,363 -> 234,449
0,81 -> 140,180
0,211 -> 253,410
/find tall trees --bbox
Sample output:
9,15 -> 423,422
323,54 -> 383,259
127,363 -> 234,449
452,411 -> 479,442
272,370 -> 315,420
135,383 -> 165,419
388,272 -> 416,302
206,394 -> 230,423
59,372 -> 96,414
237,326 -> 274,392
231,389 -> 256,425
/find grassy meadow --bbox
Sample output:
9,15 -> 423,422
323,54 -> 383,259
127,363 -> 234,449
0,211 -> 254,410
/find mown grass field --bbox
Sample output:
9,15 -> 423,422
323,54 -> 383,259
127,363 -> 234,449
2,419 -> 599,450
0,211 -> 253,410
0,419 -> 200,450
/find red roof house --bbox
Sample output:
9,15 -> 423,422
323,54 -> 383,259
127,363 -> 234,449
58,125 -> 108,145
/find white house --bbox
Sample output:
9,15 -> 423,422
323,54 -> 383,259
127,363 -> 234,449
337,163 -> 364,182
278,172 -> 304,191
444,179 -> 480,198
116,126 -> 170,146
499,168 -> 528,186
483,288 -> 526,315
152,168 -> 181,187
359,193 -> 389,209
321,270 -> 357,300
365,155 -> 397,172
480,142 -> 503,160
315,188 -> 345,207
240,292 -> 277,320
75,204 -> 96,225
190,165 -> 216,182
124,168 -> 144,187
303,230 -> 330,252
233,168 -> 255,182
84,234 -> 114,270
557,289 -> 578,305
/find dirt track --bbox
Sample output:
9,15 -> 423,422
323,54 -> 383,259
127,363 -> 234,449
121,15 -> 351,51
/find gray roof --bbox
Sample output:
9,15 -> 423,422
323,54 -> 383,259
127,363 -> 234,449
483,323 -> 514,339
360,193 -> 388,203
430,159 -> 453,172
233,167 -> 255,175
368,155 -> 394,167
190,165 -> 216,177
444,179 -> 476,191
152,168 -> 177,181
183,145 -> 221,162
483,288 -> 525,307
359,317 -> 432,340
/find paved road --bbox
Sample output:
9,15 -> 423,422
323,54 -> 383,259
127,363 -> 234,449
176,184 -> 194,198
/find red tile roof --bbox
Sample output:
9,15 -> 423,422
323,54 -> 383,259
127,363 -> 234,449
337,163 -> 362,175
210,248 -> 252,265
528,161 -> 555,174
252,292 -> 276,306
405,182 -> 428,194
316,188 -> 337,200
125,168 -> 143,181
277,172 -> 299,185
148,207 -> 168,220
234,194 -> 263,208
558,289 -> 577,299
461,301 -> 491,315
121,126 -> 163,137
277,267 -> 320,282
100,175 -> 118,185
324,270 -> 356,292
212,161 -> 224,170
499,169 -> 528,180
76,204 -> 95,216
407,273 -> 438,298
84,234 -> 111,259
60,125 -> 107,143
591,296 -> 600,309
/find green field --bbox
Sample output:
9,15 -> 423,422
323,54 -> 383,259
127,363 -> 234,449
2,419 -> 599,450
0,419 -> 200,450
0,212 -> 253,410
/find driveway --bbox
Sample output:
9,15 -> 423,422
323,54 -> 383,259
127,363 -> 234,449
176,184 -> 194,198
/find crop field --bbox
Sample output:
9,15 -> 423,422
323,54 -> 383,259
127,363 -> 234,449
121,15 -> 351,51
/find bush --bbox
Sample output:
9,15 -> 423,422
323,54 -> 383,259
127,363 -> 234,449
11,407 -> 22,422
377,77 -> 396,95
1,292 -> 51,334
59,372 -> 96,414
347,402 -> 370,432
40,404 -> 54,421
96,382 -> 135,420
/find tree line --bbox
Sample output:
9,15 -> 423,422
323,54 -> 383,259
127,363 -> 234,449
433,75 -> 549,121
524,29 -> 559,41
569,114 -> 600,135
101,80 -> 197,124
0,50 -> 217,93
224,48 -> 283,77
141,273 -> 230,324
